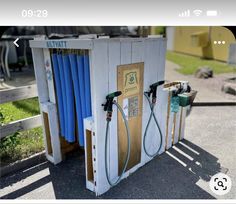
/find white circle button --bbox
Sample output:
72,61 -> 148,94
209,173 -> 232,195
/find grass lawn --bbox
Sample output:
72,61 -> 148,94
166,51 -> 236,75
0,97 -> 44,167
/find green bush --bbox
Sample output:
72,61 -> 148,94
0,128 -> 44,166
0,97 -> 44,166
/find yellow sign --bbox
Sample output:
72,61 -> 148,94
117,62 -> 144,172
123,68 -> 140,97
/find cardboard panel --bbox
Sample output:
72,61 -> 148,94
117,62 -> 144,173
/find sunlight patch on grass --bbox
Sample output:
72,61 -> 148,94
0,97 -> 44,166
166,51 -> 236,75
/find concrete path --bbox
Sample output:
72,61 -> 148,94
1,106 -> 235,199
0,67 -> 35,90
165,60 -> 236,103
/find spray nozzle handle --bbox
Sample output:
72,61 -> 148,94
150,80 -> 165,90
103,91 -> 122,116
147,80 -> 165,102
106,91 -> 122,100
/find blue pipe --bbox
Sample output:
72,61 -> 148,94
62,54 -> 76,143
69,54 -> 84,146
51,54 -> 65,137
83,55 -> 92,117
57,54 -> 67,138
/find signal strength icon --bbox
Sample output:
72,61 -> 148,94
193,9 -> 203,16
179,10 -> 190,17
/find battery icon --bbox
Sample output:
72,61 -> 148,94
206,10 -> 218,16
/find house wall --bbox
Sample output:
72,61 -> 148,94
165,26 -> 235,62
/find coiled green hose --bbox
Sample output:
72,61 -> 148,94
105,101 -> 131,186
143,92 -> 163,157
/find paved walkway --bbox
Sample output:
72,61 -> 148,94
1,106 -> 235,199
0,67 -> 35,90
165,60 -> 236,103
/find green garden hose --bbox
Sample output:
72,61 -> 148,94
105,101 -> 131,186
143,92 -> 163,157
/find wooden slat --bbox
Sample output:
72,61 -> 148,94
0,115 -> 42,139
108,40 -> 120,181
0,84 -> 38,104
31,48 -> 49,103
90,40 -> 109,195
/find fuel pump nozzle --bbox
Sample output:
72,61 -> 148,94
103,90 -> 131,187
146,80 -> 165,104
143,80 -> 165,158
102,91 -> 122,121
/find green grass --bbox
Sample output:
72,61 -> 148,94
0,97 -> 44,166
166,51 -> 236,75
153,26 -> 166,35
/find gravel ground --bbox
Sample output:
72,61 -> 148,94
0,106 -> 235,199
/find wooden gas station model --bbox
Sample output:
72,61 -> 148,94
30,36 -> 196,196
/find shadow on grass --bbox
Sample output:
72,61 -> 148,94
12,98 -> 40,116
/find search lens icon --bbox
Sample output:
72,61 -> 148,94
218,181 -> 224,187
210,173 -> 232,195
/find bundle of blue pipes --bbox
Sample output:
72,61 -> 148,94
51,50 -> 92,146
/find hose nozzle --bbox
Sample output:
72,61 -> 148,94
106,91 -> 122,100
102,91 -> 122,121
146,80 -> 165,103
150,80 -> 165,90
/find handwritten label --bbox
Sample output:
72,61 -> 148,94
46,41 -> 67,48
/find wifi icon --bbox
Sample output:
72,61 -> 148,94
193,10 -> 203,16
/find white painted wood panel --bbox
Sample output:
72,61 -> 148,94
154,39 -> 166,155
180,106 -> 187,140
121,41 -> 132,64
43,49 -> 56,103
31,48 -> 49,103
173,110 -> 181,144
30,39 -> 93,49
160,90 -> 169,152
166,110 -> 174,149
0,115 -> 41,139
108,40 -> 121,182
90,40 -> 109,195
47,102 -> 62,164
40,102 -> 62,164
142,39 -> 159,164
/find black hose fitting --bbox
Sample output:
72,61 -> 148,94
102,91 -> 122,120
146,80 -> 165,104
